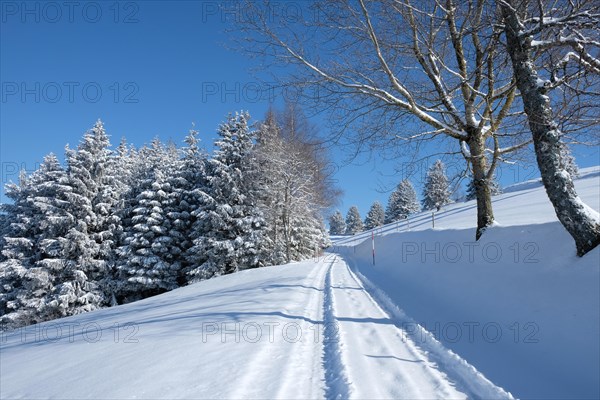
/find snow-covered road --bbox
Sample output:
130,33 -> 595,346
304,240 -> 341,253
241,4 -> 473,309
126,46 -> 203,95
327,255 -> 464,399
324,255 -> 510,399
0,255 -> 511,399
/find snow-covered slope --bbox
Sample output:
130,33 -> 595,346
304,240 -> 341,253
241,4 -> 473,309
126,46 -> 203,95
1,167 -> 597,400
335,166 -> 600,399
334,166 -> 600,247
0,256 -> 510,399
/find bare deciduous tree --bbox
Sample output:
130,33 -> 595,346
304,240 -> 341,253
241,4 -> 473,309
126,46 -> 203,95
238,0 -> 531,239
500,0 -> 600,256
256,104 -> 339,263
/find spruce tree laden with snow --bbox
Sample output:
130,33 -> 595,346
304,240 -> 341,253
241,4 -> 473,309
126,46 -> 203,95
0,155 -> 76,327
345,206 -> 364,235
559,142 -> 579,178
61,121 -> 123,310
329,211 -> 346,235
176,128 -> 209,280
188,112 -> 267,280
364,201 -> 385,230
287,216 -> 328,260
0,212 -> 8,263
116,139 -> 183,302
113,138 -> 140,196
385,180 -> 420,223
422,160 -> 451,212
385,193 -> 399,224
466,176 -> 501,202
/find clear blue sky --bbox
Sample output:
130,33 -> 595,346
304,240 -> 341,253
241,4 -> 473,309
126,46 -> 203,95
1,1 -> 598,220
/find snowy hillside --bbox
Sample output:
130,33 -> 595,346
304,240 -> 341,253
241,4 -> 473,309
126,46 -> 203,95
1,167 -> 598,399
335,166 -> 600,399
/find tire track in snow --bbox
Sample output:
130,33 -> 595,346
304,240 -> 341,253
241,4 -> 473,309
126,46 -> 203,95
322,256 -> 352,400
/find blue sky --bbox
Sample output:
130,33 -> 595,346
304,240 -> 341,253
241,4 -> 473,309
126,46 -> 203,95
1,1 -> 598,220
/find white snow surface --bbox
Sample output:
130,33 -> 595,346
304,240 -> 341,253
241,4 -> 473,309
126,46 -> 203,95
334,166 -> 600,399
1,167 -> 599,399
0,256 -> 511,399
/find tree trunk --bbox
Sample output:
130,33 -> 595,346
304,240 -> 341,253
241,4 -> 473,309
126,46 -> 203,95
468,134 -> 495,240
502,4 -> 600,256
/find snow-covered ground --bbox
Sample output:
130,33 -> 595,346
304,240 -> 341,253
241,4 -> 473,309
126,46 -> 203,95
0,255 -> 509,399
335,166 -> 600,399
1,167 -> 598,399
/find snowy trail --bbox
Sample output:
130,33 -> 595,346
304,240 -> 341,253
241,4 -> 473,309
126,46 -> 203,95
328,256 -> 467,399
272,259 -> 326,400
322,256 -> 352,399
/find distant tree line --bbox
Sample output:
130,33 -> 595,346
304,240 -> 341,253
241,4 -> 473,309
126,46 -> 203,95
330,160 -> 506,235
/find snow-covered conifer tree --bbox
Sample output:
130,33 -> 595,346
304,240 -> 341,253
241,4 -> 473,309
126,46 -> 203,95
386,179 -> 420,223
466,176 -> 501,201
61,120 -> 121,310
285,215 -> 326,260
113,138 -> 138,195
173,127 -> 209,281
328,211 -> 346,235
0,212 -> 8,263
422,160 -> 451,211
364,201 -> 385,230
385,191 -> 400,224
116,139 -> 183,301
188,112 -> 266,280
0,155 -> 76,327
345,206 -> 364,234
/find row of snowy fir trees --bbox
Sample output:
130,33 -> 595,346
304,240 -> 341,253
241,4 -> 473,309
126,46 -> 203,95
0,110 -> 333,329
329,160 -> 503,235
